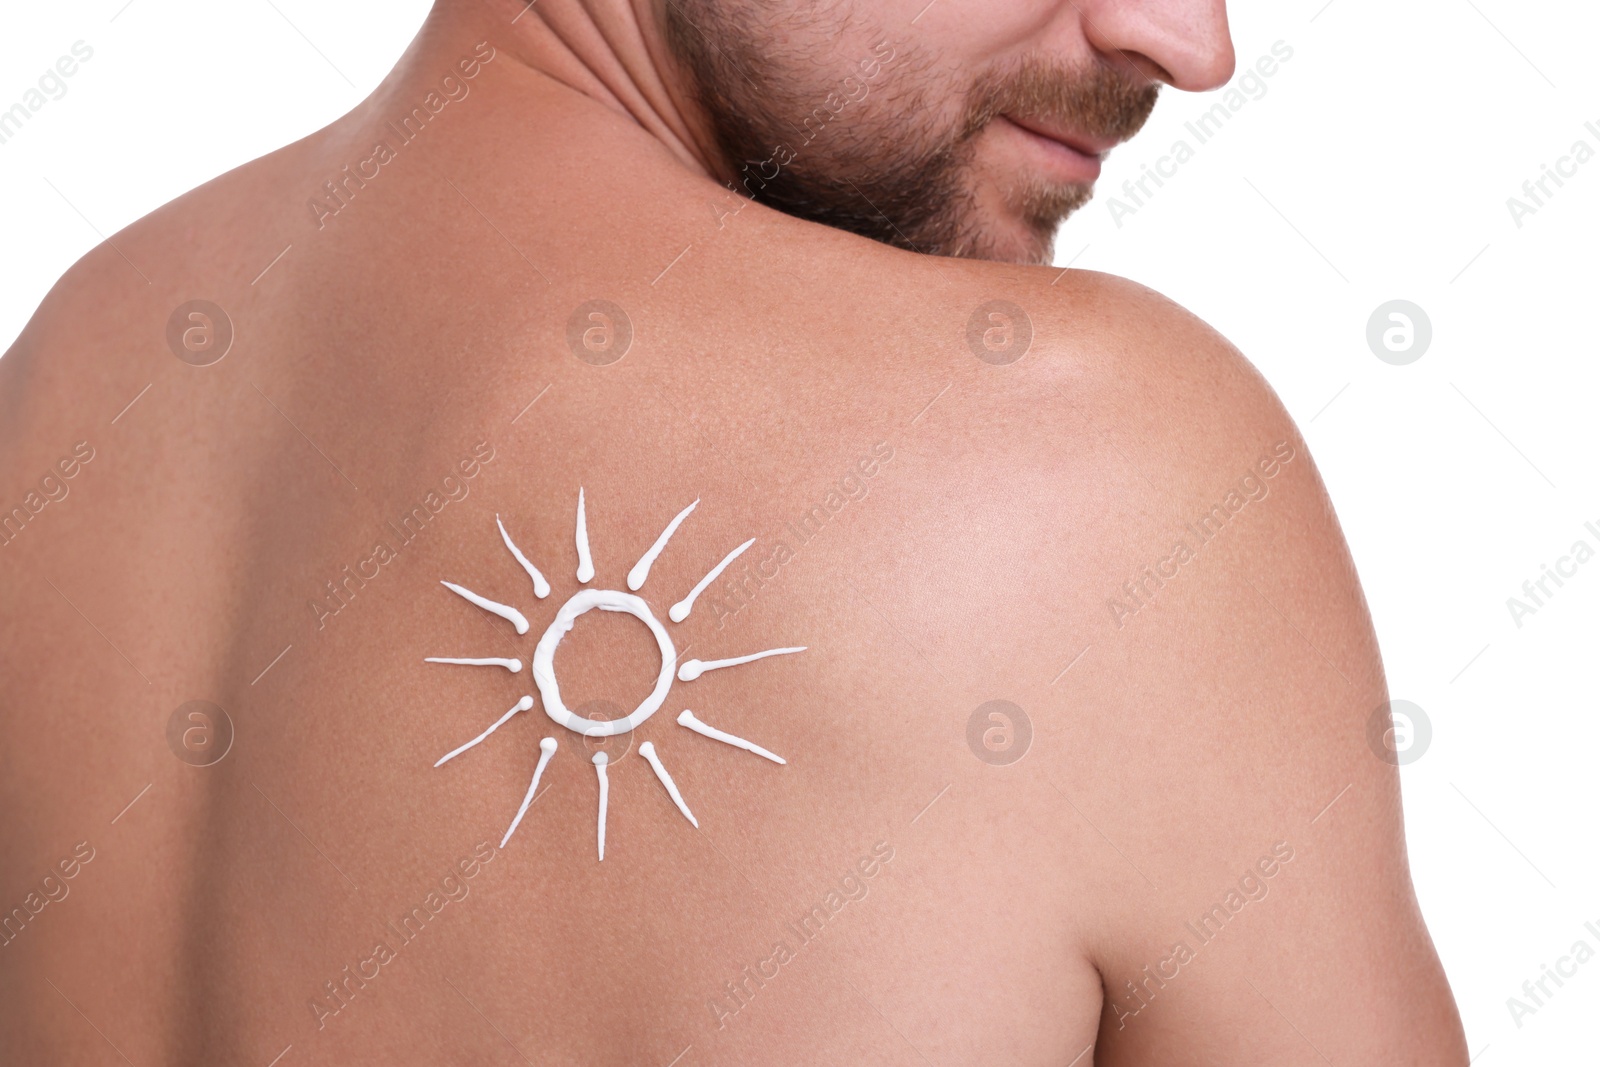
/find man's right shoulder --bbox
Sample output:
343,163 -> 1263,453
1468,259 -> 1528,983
853,253 -> 1301,501
839,258 -> 1462,1058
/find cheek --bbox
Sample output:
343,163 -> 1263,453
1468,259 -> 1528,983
910,0 -> 1065,68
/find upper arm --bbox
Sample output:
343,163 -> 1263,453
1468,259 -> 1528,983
1026,275 -> 1466,1062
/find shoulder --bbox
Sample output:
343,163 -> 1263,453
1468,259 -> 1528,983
899,260 -> 1380,797
848,259 -> 1320,604
0,125 -> 331,438
965,265 -> 1296,476
882,261 -> 1467,1055
4,130 -> 302,363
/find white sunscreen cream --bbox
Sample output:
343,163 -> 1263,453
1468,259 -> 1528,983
426,657 -> 522,672
501,737 -> 558,847
530,589 -> 675,737
670,538 -> 754,622
678,646 -> 806,682
497,515 -> 551,599
676,709 -> 785,764
430,490 -> 806,863
593,751 -> 610,860
575,487 -> 595,584
628,498 -> 699,591
441,580 -> 529,634
639,741 -> 698,827
435,696 -> 534,767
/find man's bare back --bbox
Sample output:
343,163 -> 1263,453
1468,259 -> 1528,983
0,1 -> 1465,1063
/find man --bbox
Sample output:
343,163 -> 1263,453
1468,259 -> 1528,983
0,0 -> 1466,1062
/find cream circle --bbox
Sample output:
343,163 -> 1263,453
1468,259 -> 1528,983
531,588 -> 675,737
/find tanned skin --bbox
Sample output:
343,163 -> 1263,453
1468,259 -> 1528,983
0,0 -> 1465,1063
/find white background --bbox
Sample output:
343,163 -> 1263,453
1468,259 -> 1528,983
2,0 -> 1595,1059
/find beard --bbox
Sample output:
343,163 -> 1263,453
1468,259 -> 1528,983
663,3 -> 1159,263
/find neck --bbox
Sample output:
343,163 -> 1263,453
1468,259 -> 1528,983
429,0 -> 719,178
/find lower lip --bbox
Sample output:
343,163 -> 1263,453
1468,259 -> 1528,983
996,116 -> 1103,183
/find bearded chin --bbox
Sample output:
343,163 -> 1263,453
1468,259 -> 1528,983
1010,179 -> 1095,263
665,2 -> 1151,264
707,128 -> 1085,266
714,126 -> 996,261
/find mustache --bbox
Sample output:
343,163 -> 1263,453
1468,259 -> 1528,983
962,55 -> 1161,145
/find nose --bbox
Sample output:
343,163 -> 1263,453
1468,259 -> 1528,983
1076,0 -> 1236,91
